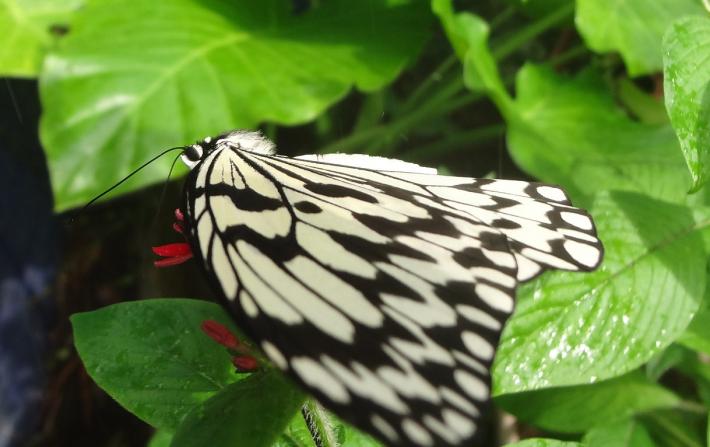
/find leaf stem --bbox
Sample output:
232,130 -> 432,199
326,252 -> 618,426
548,44 -> 588,67
491,2 -> 575,60
489,5 -> 516,30
644,413 -> 704,447
399,54 -> 459,114
301,400 -> 338,447
405,124 -> 506,160
675,400 -> 708,415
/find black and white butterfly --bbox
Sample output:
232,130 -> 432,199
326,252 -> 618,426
175,130 -> 603,446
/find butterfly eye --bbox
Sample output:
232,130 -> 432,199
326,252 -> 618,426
181,144 -> 203,169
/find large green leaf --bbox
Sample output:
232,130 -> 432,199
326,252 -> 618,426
583,418 -> 656,447
493,191 -> 709,394
41,0 -> 431,210
664,16 -> 710,193
0,0 -> 81,77
507,64 -> 691,206
495,371 -> 679,433
171,370 -> 305,447
72,299 -> 244,430
575,0 -> 705,76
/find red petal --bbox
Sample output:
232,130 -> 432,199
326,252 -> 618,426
153,254 -> 193,267
152,243 -> 191,257
232,355 -> 258,372
175,208 -> 185,222
201,320 -> 239,349
172,222 -> 184,234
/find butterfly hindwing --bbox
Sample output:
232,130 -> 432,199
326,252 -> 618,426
182,135 -> 603,447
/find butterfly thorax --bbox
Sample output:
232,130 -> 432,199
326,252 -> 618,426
181,130 -> 276,169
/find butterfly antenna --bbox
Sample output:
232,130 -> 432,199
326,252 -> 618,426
150,152 -> 183,236
80,146 -> 184,213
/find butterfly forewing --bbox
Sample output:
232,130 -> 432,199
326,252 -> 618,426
182,133 -> 602,447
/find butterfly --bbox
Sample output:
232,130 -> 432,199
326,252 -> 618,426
155,130 -> 603,446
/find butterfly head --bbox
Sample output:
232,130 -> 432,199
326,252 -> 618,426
180,130 -> 275,169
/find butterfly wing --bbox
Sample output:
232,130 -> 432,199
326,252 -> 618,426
184,148 -> 602,446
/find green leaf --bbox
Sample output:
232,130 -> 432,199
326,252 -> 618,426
0,0 -> 81,77
495,371 -> 679,433
41,0 -> 432,211
504,439 -> 580,447
333,416 -> 384,447
274,412 -> 313,447
147,430 -> 174,447
170,370 -> 305,447
678,302 -> 710,355
583,418 -> 656,447
71,298 -> 243,430
507,64 -> 691,206
493,191 -> 709,394
575,0 -> 705,76
664,16 -> 710,192
432,1 -> 512,113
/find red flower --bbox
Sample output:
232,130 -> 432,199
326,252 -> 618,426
232,355 -> 259,372
200,320 -> 239,349
151,243 -> 193,267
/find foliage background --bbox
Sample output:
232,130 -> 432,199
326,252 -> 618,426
1,0 -> 710,446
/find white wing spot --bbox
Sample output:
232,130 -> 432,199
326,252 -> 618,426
537,185 -> 568,202
560,211 -> 593,230
261,341 -> 287,370
481,248 -> 516,269
454,370 -> 489,401
240,290 -> 259,318
285,255 -> 383,327
212,240 -> 237,299
371,415 -> 399,442
423,415 -> 459,444
514,253 -> 542,281
520,247 -> 577,270
462,331 -> 495,361
440,386 -> 479,416
475,284 -> 514,313
322,356 -> 410,414
402,419 -> 434,446
564,240 -> 601,267
456,305 -> 502,330
471,267 -> 516,288
442,408 -> 476,437
452,351 -> 488,375
294,223 -> 377,278
291,357 -> 350,404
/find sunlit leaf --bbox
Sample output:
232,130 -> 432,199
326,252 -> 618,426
507,64 -> 691,206
576,0 -> 705,75
663,16 -> 710,192
496,371 -> 678,432
41,0 -> 431,210
0,0 -> 81,77
494,191 -> 709,393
